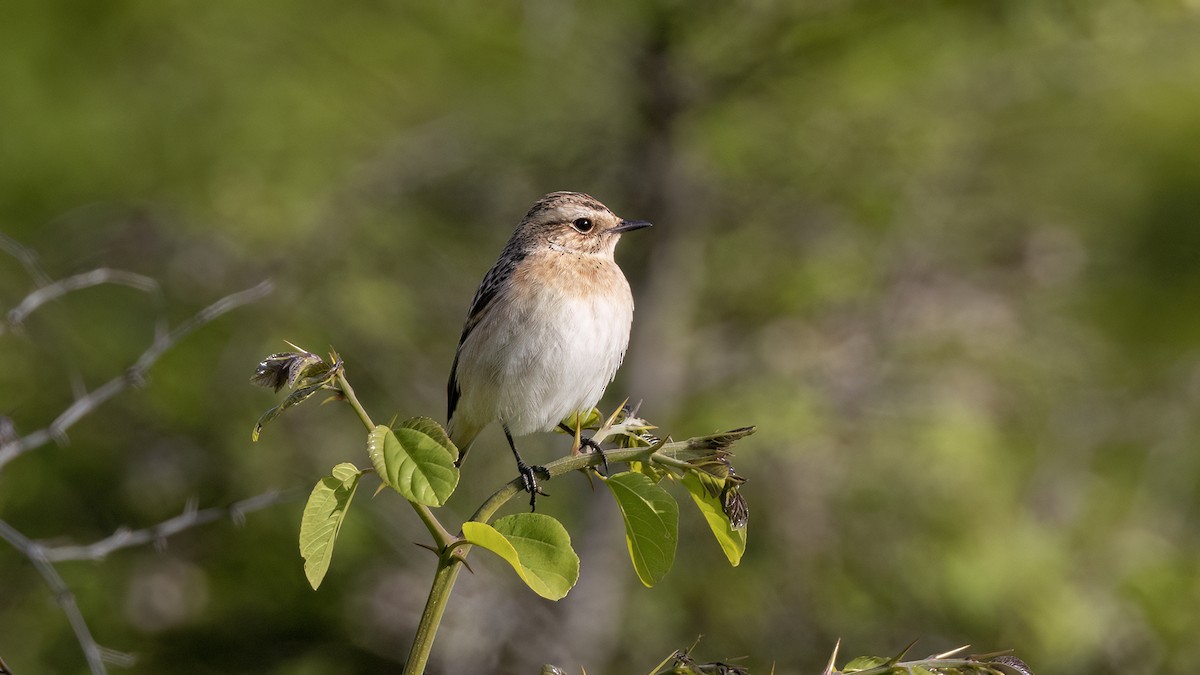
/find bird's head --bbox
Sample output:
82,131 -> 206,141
516,191 -> 651,256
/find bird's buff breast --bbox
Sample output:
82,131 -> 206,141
455,251 -> 634,437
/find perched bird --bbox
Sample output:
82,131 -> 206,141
447,191 -> 651,509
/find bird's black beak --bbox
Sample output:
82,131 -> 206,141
611,219 -> 653,233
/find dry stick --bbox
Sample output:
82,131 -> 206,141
0,490 -> 290,673
0,519 -> 111,674
3,268 -> 161,331
0,280 -> 275,472
0,276 -> 276,673
37,490 -> 293,563
0,232 -> 52,286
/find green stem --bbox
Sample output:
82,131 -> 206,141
646,452 -> 692,472
468,443 -> 674,523
403,557 -> 464,675
335,366 -> 375,430
333,366 -> 453,547
332,363 -> 465,673
402,434 -> 694,673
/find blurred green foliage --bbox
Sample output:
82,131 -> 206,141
3,1 -> 1200,673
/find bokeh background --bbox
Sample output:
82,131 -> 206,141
3,1 -> 1200,673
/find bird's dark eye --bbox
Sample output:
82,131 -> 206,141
572,217 -> 594,233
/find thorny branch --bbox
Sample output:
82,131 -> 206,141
0,238 -> 279,673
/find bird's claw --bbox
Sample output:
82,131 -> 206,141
580,437 -> 609,475
517,460 -> 551,511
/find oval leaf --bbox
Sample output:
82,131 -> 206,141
299,462 -> 363,590
462,514 -> 580,600
681,472 -> 747,567
604,471 -> 678,587
367,418 -> 459,506
399,416 -> 458,458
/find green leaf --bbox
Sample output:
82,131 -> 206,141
692,468 -> 726,497
842,656 -> 889,672
557,408 -> 602,432
604,471 -> 678,587
462,514 -> 580,600
299,463 -> 363,590
628,459 -> 667,483
367,418 -> 459,506
251,380 -> 327,441
681,473 -> 747,567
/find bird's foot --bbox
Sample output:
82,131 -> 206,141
579,436 -> 609,475
516,460 -> 551,511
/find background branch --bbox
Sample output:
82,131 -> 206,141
0,238 -> 280,674
0,279 -> 275,472
0,519 -> 116,674
35,490 -> 294,563
0,232 -> 51,286
3,268 -> 162,334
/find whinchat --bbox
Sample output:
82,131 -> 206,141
447,191 -> 651,509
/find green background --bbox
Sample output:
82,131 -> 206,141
3,1 -> 1199,673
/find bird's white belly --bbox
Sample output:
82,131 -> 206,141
493,290 -> 631,435
452,274 -> 632,442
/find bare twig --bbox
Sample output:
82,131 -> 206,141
0,243 -> 277,673
3,268 -> 162,333
0,279 -> 275,472
0,519 -> 115,674
37,490 -> 294,563
0,232 -> 51,286
0,490 -> 290,674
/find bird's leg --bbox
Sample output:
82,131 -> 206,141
504,425 -> 550,511
558,421 -> 609,475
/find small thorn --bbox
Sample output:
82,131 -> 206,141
603,399 -> 629,428
821,638 -> 841,675
413,541 -> 439,556
932,644 -> 971,659
450,550 -> 475,574
887,637 -> 920,666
